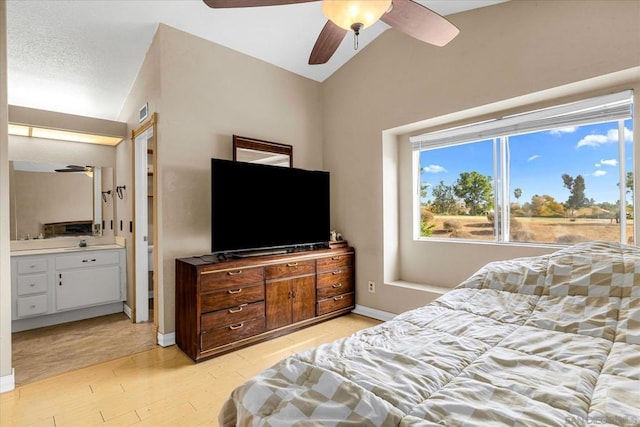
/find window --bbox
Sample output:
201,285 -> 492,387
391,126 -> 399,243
411,91 -> 634,245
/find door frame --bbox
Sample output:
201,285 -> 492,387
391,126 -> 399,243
131,113 -> 158,336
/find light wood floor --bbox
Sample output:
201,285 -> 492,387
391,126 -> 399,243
1,314 -> 381,427
12,313 -> 156,386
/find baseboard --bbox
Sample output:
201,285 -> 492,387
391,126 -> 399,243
12,302 -> 124,332
123,303 -> 132,319
0,369 -> 15,393
352,305 -> 397,322
157,332 -> 175,347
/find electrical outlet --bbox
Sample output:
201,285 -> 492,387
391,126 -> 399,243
368,281 -> 375,293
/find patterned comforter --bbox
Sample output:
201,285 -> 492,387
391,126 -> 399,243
219,241 -> 640,426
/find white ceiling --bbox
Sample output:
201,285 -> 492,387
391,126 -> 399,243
6,0 -> 506,121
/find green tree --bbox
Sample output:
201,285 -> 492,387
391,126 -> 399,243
598,201 -> 618,213
514,188 -> 522,202
420,183 -> 429,202
617,171 -> 634,195
562,174 -> 587,217
612,173 -> 635,222
530,194 -> 565,217
430,180 -> 458,215
453,171 -> 493,215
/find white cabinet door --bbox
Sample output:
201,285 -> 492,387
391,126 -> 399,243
56,266 -> 121,311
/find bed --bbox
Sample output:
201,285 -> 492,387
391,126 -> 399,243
219,241 -> 640,426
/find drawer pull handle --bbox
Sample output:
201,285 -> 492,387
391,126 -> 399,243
82,258 -> 97,263
228,304 -> 247,313
332,283 -> 343,288
29,304 -> 36,309
229,323 -> 244,330
286,262 -> 298,267
227,270 -> 243,276
228,288 -> 242,294
29,283 -> 36,287
333,295 -> 344,301
332,270 -> 342,275
331,256 -> 341,260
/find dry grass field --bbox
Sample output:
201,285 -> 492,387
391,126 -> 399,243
429,215 -> 635,244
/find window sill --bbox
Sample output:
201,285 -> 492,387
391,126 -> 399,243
387,280 -> 452,296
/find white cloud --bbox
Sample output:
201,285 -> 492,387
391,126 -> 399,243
593,170 -> 607,177
549,126 -> 577,135
599,159 -> 618,167
577,127 -> 633,148
527,154 -> 540,161
422,164 -> 447,173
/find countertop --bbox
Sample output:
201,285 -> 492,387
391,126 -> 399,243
10,244 -> 124,257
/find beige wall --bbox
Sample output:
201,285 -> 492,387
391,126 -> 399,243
322,0 -> 640,314
118,25 -> 324,335
1,0 -> 11,386
8,105 -> 126,139
116,27 -> 161,310
8,134 -> 116,166
101,166 -> 115,238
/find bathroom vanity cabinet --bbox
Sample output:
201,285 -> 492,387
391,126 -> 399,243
11,245 -> 126,332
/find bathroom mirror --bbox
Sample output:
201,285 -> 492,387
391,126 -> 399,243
233,135 -> 293,167
9,161 -> 114,240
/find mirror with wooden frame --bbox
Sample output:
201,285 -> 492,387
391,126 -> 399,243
232,135 -> 293,167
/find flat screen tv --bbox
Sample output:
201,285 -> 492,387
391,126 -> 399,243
211,158 -> 330,255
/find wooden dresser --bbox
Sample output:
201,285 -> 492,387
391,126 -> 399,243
175,246 -> 355,362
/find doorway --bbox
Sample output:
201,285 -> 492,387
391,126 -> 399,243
132,113 -> 158,333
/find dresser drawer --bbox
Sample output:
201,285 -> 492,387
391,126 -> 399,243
17,274 -> 48,296
317,292 -> 355,316
317,254 -> 353,272
55,251 -> 120,270
201,317 -> 266,351
201,283 -> 265,313
17,258 -> 48,274
317,279 -> 354,300
201,267 -> 264,292
317,266 -> 353,287
266,260 -> 315,280
17,294 -> 48,317
201,301 -> 265,332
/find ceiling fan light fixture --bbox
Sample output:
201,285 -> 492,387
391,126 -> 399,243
322,0 -> 392,32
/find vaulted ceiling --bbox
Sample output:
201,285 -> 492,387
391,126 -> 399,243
6,0 -> 507,120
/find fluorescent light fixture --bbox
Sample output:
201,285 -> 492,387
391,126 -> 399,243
8,124 -> 30,136
8,124 -> 123,146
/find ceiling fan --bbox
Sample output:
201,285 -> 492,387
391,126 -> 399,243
202,0 -> 460,64
54,165 -> 94,174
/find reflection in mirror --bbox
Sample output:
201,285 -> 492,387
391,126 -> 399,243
9,161 -> 113,240
233,135 -> 292,167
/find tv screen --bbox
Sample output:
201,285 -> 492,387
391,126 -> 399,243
211,158 -> 330,254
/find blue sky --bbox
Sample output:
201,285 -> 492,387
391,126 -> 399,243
420,119 -> 634,206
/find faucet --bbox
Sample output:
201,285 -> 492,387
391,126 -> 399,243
79,239 -> 87,248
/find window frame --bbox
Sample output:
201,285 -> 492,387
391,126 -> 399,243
411,91 -> 634,246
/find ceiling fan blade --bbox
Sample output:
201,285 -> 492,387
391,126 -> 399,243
308,20 -> 348,65
203,0 -> 317,8
380,0 -> 460,47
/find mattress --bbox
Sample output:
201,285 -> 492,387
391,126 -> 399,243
219,241 -> 640,426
